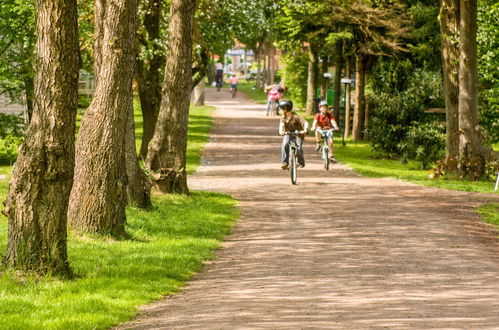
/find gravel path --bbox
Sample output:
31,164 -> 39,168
119,88 -> 499,329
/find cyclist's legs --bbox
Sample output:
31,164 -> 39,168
281,135 -> 290,164
296,136 -> 305,166
315,130 -> 322,144
266,99 -> 272,115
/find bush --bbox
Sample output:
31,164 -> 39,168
368,62 -> 444,158
398,123 -> 446,169
280,51 -> 308,107
0,113 -> 26,165
0,134 -> 23,164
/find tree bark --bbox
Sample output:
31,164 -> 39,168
320,56 -> 329,99
333,42 -> 343,121
344,55 -> 352,138
125,87 -> 151,209
306,43 -> 319,115
68,0 -> 138,236
439,0 -> 460,168
135,0 -> 164,160
3,0 -> 79,276
193,80 -> 205,106
145,0 -> 197,194
352,52 -> 367,141
256,44 -> 262,89
457,0 -> 485,179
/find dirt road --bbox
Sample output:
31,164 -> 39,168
120,88 -> 499,329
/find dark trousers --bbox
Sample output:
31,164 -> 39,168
281,135 -> 305,165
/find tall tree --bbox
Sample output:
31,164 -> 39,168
3,0 -> 79,276
68,0 -> 138,236
145,0 -> 197,194
439,0 -> 460,168
135,0 -> 165,160
457,0 -> 485,179
306,42 -> 319,115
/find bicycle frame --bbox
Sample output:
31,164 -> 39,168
286,131 -> 300,184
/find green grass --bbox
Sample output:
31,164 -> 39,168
334,139 -> 497,193
0,102 -> 238,329
477,203 -> 499,229
237,80 -> 268,104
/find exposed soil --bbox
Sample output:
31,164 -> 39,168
119,88 -> 499,329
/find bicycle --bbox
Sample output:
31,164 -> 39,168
285,131 -> 300,184
230,85 -> 237,98
267,99 -> 280,116
316,128 -> 338,170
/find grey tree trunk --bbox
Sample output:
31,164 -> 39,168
333,42 -> 343,121
439,0 -> 460,168
193,80 -> 205,107
306,44 -> 319,115
3,0 -> 79,276
68,0 -> 138,236
344,55 -> 352,138
125,88 -> 151,209
136,0 -> 164,160
256,45 -> 262,89
352,52 -> 366,141
320,56 -> 329,99
145,0 -> 197,194
457,0 -> 485,179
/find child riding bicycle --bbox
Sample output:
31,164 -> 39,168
278,100 -> 308,170
311,100 -> 340,163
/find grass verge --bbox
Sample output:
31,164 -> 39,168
0,103 -> 238,329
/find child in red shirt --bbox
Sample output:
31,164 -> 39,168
311,100 -> 340,162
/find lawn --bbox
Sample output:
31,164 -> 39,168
0,103 -> 239,329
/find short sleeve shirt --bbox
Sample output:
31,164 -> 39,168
281,112 -> 306,132
314,112 -> 334,129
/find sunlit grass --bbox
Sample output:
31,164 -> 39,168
334,139 -> 497,193
0,99 -> 237,329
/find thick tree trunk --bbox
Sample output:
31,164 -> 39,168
439,0 -> 460,168
3,0 -> 79,276
306,44 -> 319,115
458,0 -> 485,179
68,0 -> 138,236
125,88 -> 152,209
136,0 -> 164,160
145,0 -> 197,194
344,55 -> 352,138
320,56 -> 329,99
193,80 -> 205,106
333,43 -> 343,121
352,52 -> 366,141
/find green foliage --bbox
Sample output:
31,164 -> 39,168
280,51 -> 308,106
0,113 -> 25,165
477,203 -> 499,229
368,61 -> 444,158
477,1 -> 499,143
0,0 -> 35,103
398,122 -> 445,169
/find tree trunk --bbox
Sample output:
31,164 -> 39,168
125,87 -> 152,209
439,0 -> 460,168
458,0 -> 485,179
3,0 -> 79,276
269,46 -> 275,85
135,0 -> 164,160
320,56 -> 328,99
145,0 -> 197,194
193,80 -> 205,106
352,52 -> 366,141
68,0 -> 138,236
344,55 -> 352,138
333,42 -> 343,121
305,43 -> 319,115
256,45 -> 262,89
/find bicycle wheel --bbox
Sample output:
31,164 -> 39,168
270,100 -> 276,115
290,148 -> 297,185
323,145 -> 329,170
